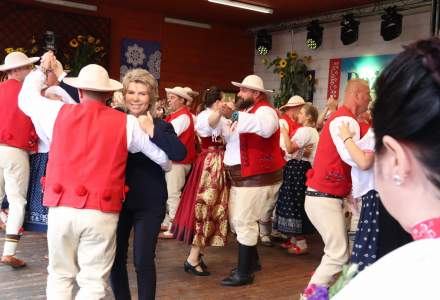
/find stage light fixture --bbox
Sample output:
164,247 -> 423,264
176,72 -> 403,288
340,14 -> 359,45
256,30 -> 272,55
306,20 -> 323,50
381,6 -> 402,41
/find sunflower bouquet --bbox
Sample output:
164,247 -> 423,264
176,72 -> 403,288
67,34 -> 105,76
262,52 -> 313,108
3,35 -> 39,57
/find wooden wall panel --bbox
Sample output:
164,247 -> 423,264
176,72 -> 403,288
7,0 -> 254,97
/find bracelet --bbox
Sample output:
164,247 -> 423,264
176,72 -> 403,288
343,137 -> 352,144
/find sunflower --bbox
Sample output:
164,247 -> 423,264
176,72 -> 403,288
77,35 -> 85,42
4,48 -> 14,54
87,35 -> 95,44
95,46 -> 104,53
279,71 -> 285,79
69,39 -> 79,48
30,46 -> 38,55
290,52 -> 298,60
279,59 -> 287,68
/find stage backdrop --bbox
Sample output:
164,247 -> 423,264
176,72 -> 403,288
120,38 -> 161,81
327,54 -> 396,100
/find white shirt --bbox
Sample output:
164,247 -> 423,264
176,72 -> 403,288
332,238 -> 440,300
169,112 -> 190,137
290,127 -> 319,165
223,105 -> 279,166
195,108 -> 227,138
18,69 -> 171,171
338,128 -> 375,198
279,119 -> 293,161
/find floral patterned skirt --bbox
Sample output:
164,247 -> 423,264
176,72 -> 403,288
172,148 -> 229,247
24,152 -> 49,232
273,159 -> 311,235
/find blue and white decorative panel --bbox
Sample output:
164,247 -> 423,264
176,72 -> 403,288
120,38 -> 161,81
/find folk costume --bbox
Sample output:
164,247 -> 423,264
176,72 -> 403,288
304,105 -> 360,286
19,64 -> 170,300
0,52 -> 39,267
172,108 -> 229,247
221,75 -> 284,287
161,87 -> 196,238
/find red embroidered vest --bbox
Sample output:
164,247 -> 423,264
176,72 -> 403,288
0,79 -> 38,151
239,100 -> 285,177
306,106 -> 358,197
280,114 -> 300,137
42,101 -> 128,213
165,107 -> 196,164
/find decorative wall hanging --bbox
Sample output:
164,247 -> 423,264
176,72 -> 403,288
120,38 -> 161,81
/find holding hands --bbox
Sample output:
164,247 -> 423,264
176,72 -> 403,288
138,111 -> 155,138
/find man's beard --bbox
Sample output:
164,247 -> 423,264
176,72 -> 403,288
235,97 -> 254,111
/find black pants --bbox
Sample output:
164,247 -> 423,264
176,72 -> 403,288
110,203 -> 165,300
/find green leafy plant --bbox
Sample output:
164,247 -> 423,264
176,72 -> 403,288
67,34 -> 106,76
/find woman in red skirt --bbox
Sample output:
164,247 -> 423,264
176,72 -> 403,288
172,86 -> 230,276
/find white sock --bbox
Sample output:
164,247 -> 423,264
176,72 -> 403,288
296,239 -> 308,249
3,241 -> 17,256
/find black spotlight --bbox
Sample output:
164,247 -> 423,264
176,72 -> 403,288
381,6 -> 402,41
340,14 -> 359,45
306,20 -> 323,50
256,30 -> 272,55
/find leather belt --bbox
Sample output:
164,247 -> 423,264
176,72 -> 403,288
305,190 -> 341,199
225,164 -> 282,187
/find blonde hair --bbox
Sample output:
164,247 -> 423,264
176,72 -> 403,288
122,68 -> 158,116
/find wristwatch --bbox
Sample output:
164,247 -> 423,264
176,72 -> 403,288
231,111 -> 239,122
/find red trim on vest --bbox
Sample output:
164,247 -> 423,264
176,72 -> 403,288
43,101 -> 128,213
165,107 -> 196,164
0,79 -> 38,151
239,100 -> 285,177
306,106 -> 357,197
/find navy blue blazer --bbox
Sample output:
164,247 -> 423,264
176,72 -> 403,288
124,118 -> 186,210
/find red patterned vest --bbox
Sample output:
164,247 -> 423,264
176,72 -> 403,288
42,101 -> 128,213
0,79 -> 38,151
165,107 -> 196,164
306,106 -> 358,197
279,114 -> 300,137
240,100 -> 285,177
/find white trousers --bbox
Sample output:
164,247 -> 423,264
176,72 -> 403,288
305,193 -> 349,286
229,182 -> 281,246
165,163 -> 191,221
258,183 -> 281,237
0,145 -> 29,256
46,207 -> 119,300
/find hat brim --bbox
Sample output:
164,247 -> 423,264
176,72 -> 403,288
0,57 -> 40,72
280,103 -> 305,110
231,81 -> 274,94
165,88 -> 192,101
63,77 -> 123,92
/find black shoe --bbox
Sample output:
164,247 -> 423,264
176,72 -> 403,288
221,272 -> 254,286
199,253 -> 208,270
184,260 -> 210,276
230,260 -> 261,276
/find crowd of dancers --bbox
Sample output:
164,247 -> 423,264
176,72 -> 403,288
1,37 -> 440,300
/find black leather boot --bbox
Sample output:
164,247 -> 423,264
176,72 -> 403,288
221,243 -> 255,286
230,245 -> 261,275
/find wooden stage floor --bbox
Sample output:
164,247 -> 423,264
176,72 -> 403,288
0,231 -> 323,299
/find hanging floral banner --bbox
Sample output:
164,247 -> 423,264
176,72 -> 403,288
120,38 -> 161,81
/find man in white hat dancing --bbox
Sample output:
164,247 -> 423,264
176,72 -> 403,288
19,52 -> 170,300
0,51 -> 40,268
220,75 -> 285,286
160,86 -> 197,239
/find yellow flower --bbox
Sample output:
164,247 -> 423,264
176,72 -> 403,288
290,52 -> 297,59
69,39 -> 79,48
4,47 -> 14,54
16,48 -> 26,53
77,35 -> 85,42
279,59 -> 287,68
95,46 -> 104,53
64,64 -> 70,70
95,38 -> 101,45
280,71 -> 285,79
31,46 -> 38,54
87,35 -> 95,44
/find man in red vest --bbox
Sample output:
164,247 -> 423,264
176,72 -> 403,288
304,79 -> 371,288
0,52 -> 39,268
260,95 -> 305,246
18,52 -> 171,299
160,86 -> 196,238
220,75 -> 285,286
